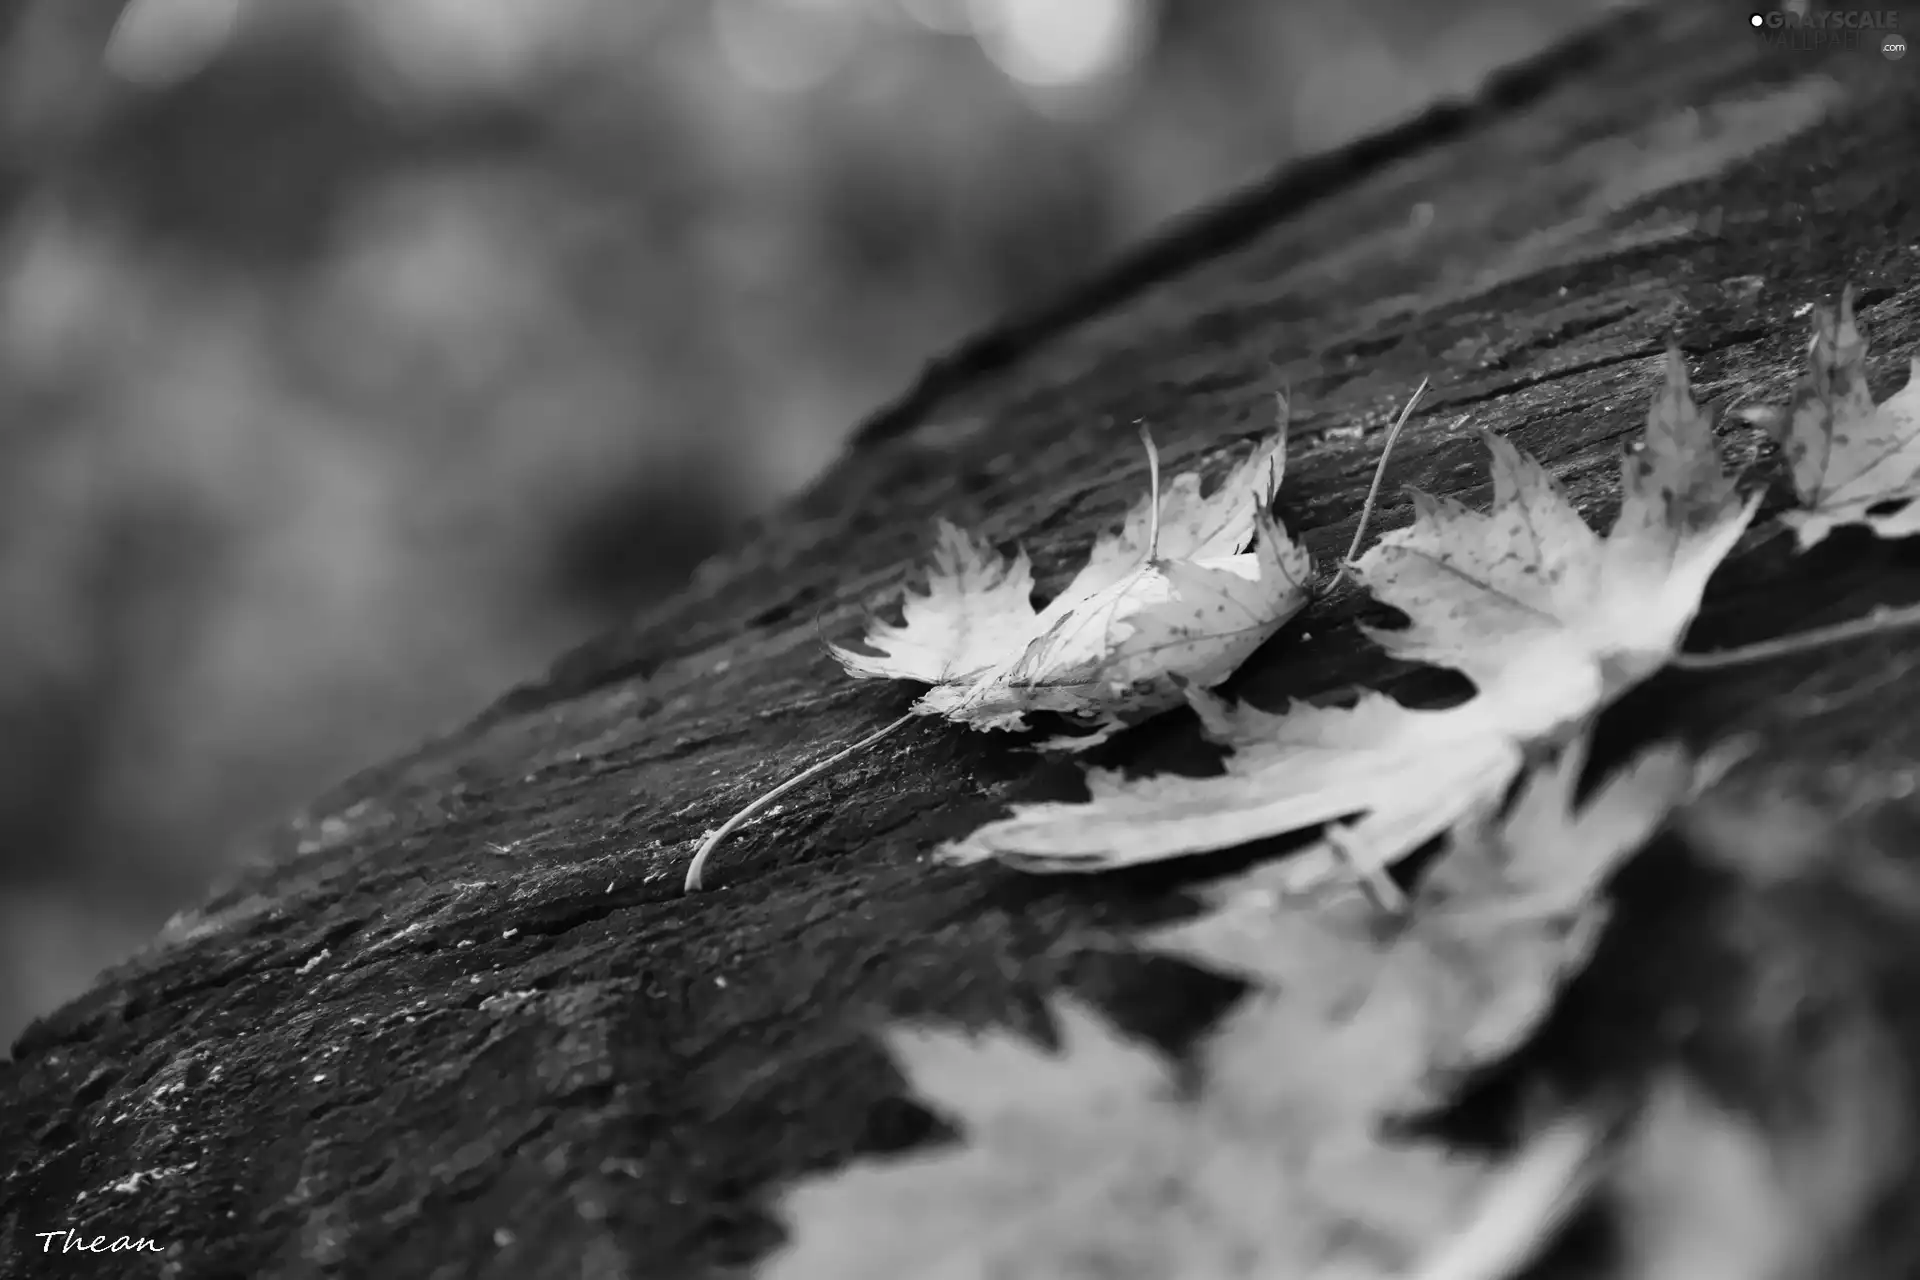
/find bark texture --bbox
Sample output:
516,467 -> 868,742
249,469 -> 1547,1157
8,2 -> 1920,1276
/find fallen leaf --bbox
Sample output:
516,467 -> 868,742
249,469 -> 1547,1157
1382,734 -> 1710,1093
945,348 -> 1755,884
829,413 -> 1313,743
1612,1062 -> 1907,1280
947,686 -> 1526,887
1353,345 -> 1753,728
688,387 -> 1431,891
761,1002 -> 1232,1280
761,994 -> 1572,1280
1755,284 -> 1920,548
1150,735 -> 1718,1102
683,421 -> 1308,892
763,736 -> 1710,1280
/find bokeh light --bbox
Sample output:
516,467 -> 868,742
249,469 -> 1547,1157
969,0 -> 1148,90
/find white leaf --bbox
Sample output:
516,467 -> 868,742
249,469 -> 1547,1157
832,415 -> 1313,741
1760,285 -> 1920,548
945,350 -> 1755,882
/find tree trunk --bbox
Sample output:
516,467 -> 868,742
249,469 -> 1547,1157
8,2 -> 1920,1276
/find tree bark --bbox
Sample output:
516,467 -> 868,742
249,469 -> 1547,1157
8,2 -> 1920,1276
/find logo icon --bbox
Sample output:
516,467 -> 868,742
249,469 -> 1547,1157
1887,33 -> 1908,58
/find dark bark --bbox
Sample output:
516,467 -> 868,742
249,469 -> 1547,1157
8,1 -> 1920,1276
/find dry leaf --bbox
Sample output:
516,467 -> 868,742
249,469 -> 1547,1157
762,1001 -> 1243,1280
684,410 -> 1326,891
945,349 -> 1755,883
948,687 -> 1526,885
1612,1065 -> 1907,1280
761,994 -> 1529,1280
688,388 -> 1430,891
1755,284 -> 1920,548
1151,735 -> 1717,1103
764,737 -> 1709,1280
1386,734 -> 1711,1092
829,415 -> 1312,744
1353,345 -> 1753,730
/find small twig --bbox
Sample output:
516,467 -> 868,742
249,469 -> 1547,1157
684,711 -> 916,893
1138,422 -> 1163,563
1671,600 -> 1920,671
1322,379 -> 1431,596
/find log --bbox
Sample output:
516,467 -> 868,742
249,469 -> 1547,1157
8,1 -> 1920,1275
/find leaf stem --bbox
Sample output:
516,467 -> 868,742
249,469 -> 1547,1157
683,710 -> 916,893
1323,379 -> 1431,596
1671,600 -> 1920,671
1324,823 -> 1408,914
1138,422 -> 1163,563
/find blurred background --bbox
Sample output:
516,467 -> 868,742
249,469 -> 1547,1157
0,0 -> 1609,1048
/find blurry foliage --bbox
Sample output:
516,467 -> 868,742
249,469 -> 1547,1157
0,0 -> 1601,1044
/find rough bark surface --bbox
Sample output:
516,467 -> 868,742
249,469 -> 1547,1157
8,2 -> 1920,1276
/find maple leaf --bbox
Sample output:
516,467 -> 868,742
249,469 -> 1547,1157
1395,736 -> 1698,1087
686,387 -> 1431,892
828,416 -> 1312,742
762,738 -> 1711,1280
947,687 -> 1527,889
1354,345 -> 1753,727
760,998 -> 1586,1280
944,348 -> 1757,886
1753,284 -> 1920,548
1149,735 -> 1722,1100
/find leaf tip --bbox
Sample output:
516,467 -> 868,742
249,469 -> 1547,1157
1663,338 -> 1689,379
